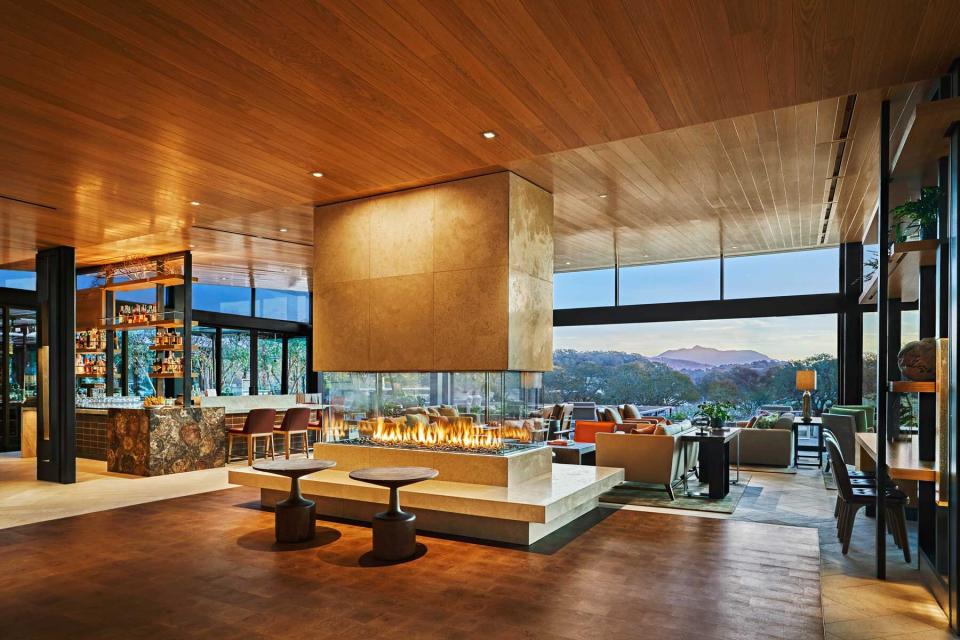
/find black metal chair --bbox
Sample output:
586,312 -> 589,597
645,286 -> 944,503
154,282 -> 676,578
826,440 -> 910,562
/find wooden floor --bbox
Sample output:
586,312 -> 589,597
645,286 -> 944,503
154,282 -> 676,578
0,487 -> 822,640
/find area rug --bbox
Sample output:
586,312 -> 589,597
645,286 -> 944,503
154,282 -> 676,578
600,472 -> 752,514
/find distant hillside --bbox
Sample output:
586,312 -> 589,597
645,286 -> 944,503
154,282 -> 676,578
655,345 -> 773,367
648,356 -> 714,371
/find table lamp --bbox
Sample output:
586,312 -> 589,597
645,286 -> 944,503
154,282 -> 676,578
795,370 -> 817,423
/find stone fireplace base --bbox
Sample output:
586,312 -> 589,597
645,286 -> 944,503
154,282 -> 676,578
228,444 -> 623,545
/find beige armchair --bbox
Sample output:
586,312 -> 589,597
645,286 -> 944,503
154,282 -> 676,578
595,429 -> 698,500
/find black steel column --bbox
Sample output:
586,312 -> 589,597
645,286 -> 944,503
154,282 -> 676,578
120,332 -> 128,395
1,306 -> 9,451
35,247 -> 76,484
876,99 -> 891,580
182,252 -> 192,405
839,241 -> 865,404
919,266 -> 937,461
250,330 -> 258,395
886,299 -> 902,439
104,289 -> 115,397
280,336 -> 289,395
214,327 -> 223,395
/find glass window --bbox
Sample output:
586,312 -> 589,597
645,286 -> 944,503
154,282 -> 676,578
862,310 -> 920,407
193,284 -> 252,315
221,329 -> 251,395
192,327 -> 217,396
547,314 -> 838,420
724,247 -> 839,299
255,289 -> 309,322
380,373 -> 433,416
287,337 -> 307,394
126,330 -> 157,397
323,372 -> 377,416
619,258 -> 720,305
0,269 -> 35,290
257,332 -> 283,395
554,268 -> 615,309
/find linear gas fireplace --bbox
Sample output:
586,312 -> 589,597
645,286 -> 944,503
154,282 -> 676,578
319,371 -> 546,456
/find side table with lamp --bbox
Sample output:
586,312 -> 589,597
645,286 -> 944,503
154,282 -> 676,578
794,369 -> 824,467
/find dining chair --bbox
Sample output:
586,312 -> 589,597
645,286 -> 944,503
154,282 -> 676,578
826,440 -> 909,562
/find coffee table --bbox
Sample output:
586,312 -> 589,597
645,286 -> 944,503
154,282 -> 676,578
681,427 -> 740,499
348,466 -> 438,561
253,458 -> 336,543
548,441 -> 596,465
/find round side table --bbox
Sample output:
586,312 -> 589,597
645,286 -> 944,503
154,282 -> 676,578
253,458 -> 336,543
348,466 -> 438,561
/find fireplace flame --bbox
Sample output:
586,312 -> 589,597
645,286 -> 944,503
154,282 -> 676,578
368,417 -> 502,451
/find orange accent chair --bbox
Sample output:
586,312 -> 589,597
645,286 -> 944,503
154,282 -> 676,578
573,420 -> 617,443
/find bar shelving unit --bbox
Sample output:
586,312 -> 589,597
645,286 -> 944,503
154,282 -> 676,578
869,66 -> 959,631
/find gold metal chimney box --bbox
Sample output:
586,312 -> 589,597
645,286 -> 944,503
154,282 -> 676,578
313,172 -> 553,372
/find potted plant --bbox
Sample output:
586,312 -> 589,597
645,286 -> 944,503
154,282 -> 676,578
892,186 -> 941,240
696,400 -> 735,430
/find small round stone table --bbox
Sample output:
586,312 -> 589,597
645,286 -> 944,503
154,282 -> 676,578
348,466 -> 439,561
253,458 -> 336,543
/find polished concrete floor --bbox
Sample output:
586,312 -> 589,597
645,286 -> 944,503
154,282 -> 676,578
0,452 -> 232,529
0,485 -> 822,640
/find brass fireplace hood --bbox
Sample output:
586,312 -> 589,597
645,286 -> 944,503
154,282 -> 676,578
312,171 -> 553,372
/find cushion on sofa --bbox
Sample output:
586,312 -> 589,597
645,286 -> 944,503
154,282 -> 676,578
832,405 -> 875,431
573,421 -> 616,443
633,425 -> 657,435
439,405 -> 459,418
654,423 -> 685,436
603,407 -> 624,424
621,404 -> 641,419
828,407 -> 867,432
405,414 -> 429,427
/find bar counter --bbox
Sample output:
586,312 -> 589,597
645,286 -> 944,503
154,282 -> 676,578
106,406 -> 226,476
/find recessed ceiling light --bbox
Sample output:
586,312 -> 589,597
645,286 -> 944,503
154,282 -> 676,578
189,244 -> 195,249
189,200 -> 200,206
219,276 -> 227,281
564,261 -> 571,266
280,228 -> 288,233
311,171 -> 324,178
482,131 -> 496,139
598,194 -> 608,199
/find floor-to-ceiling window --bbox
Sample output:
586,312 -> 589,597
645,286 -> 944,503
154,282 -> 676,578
221,329 -> 251,396
548,315 -> 838,419
287,336 -> 307,394
257,332 -> 283,395
192,327 -> 217,395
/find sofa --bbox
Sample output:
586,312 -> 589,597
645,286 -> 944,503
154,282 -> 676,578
595,422 -> 698,500
729,413 -> 795,467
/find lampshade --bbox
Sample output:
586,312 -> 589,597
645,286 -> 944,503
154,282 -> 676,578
795,370 -> 817,391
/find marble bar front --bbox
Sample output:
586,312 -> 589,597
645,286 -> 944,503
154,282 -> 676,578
107,407 -> 226,476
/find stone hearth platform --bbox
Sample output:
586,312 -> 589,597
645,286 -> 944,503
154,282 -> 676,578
228,452 -> 623,545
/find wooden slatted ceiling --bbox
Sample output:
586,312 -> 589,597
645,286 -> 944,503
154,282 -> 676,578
516,82 -> 932,272
0,1 -> 957,283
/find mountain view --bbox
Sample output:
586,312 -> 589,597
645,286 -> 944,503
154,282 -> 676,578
654,345 -> 773,366
542,346 -> 836,420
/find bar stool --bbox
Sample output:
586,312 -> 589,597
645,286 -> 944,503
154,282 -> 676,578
227,408 -> 277,466
307,411 -> 323,448
826,441 -> 910,562
274,407 -> 311,459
